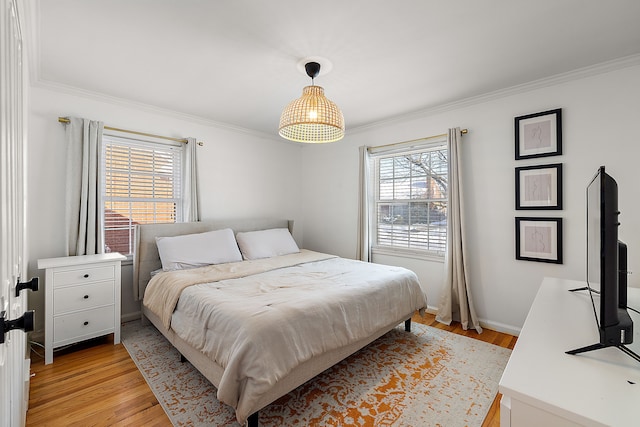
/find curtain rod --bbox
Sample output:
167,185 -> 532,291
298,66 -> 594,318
370,128 -> 468,152
58,117 -> 203,146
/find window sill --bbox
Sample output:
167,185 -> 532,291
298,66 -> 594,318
372,246 -> 445,263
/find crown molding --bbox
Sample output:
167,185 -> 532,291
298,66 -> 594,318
22,0 -> 639,144
348,53 -> 640,135
33,78 -> 283,141
28,51 -> 640,143
22,0 -> 284,142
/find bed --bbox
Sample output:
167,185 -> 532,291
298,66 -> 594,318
133,218 -> 428,426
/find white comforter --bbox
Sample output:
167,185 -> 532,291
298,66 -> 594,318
145,251 -> 427,423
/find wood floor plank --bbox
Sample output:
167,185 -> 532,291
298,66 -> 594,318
27,313 -> 516,425
27,335 -> 170,426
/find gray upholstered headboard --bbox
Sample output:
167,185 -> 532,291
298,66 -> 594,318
132,218 -> 293,300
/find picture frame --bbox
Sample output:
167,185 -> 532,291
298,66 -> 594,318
515,217 -> 563,264
515,108 -> 562,160
515,163 -> 562,210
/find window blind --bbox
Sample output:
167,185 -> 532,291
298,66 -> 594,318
101,135 -> 183,255
371,140 -> 448,256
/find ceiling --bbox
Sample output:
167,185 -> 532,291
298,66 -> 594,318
28,0 -> 640,138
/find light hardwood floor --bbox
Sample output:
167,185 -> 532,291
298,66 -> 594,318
26,312 -> 517,426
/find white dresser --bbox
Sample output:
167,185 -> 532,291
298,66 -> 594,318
499,277 -> 640,426
37,253 -> 126,364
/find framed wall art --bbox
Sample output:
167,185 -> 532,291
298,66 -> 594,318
515,163 -> 562,210
515,108 -> 562,160
515,217 -> 563,264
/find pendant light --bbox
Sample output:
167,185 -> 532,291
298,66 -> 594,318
279,61 -> 345,143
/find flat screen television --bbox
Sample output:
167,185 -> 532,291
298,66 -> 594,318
567,166 -> 639,362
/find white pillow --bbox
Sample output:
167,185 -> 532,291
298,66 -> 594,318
155,228 -> 242,271
236,228 -> 300,260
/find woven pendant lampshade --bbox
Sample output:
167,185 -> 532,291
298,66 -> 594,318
279,62 -> 345,143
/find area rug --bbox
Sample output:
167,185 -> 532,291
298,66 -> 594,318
121,321 -> 510,427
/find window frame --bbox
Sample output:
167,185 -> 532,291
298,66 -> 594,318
369,137 -> 448,261
99,132 -> 184,258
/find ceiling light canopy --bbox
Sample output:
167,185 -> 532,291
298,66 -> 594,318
279,61 -> 345,143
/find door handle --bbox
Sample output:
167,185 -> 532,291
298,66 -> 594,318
0,310 -> 35,344
16,277 -> 39,297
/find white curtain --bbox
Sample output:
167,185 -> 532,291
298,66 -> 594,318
182,137 -> 200,222
357,146 -> 372,262
436,128 -> 482,333
65,117 -> 104,256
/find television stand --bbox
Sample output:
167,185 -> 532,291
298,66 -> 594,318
567,342 -> 640,363
499,277 -> 640,427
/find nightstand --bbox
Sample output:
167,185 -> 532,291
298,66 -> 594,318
37,253 -> 127,364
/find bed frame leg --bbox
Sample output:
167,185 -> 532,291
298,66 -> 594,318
180,354 -> 186,363
247,412 -> 259,427
405,318 -> 412,332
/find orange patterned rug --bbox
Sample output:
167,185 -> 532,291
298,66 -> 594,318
122,321 -> 510,426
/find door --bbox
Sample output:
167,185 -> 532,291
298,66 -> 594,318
1,0 -> 30,426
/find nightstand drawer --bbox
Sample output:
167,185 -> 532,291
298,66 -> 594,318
53,305 -> 115,345
53,264 -> 115,287
53,280 -> 115,314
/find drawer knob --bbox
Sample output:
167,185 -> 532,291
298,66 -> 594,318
83,321 -> 89,326
83,274 -> 89,278
83,295 -> 89,299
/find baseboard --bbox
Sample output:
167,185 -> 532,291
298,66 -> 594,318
424,305 -> 521,337
121,311 -> 142,323
478,318 -> 521,337
424,305 -> 438,315
28,330 -> 44,345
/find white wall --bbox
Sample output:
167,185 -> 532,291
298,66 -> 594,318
300,63 -> 640,335
26,62 -> 640,338
27,86 -> 303,333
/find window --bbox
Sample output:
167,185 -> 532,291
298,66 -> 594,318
101,134 -> 183,256
371,139 -> 448,257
